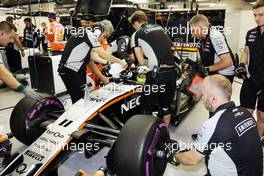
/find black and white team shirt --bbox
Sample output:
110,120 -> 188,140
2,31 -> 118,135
131,23 -> 175,70
23,25 -> 38,48
245,27 -> 264,87
0,48 -> 9,68
60,30 -> 101,72
195,102 -> 263,176
0,52 -> 3,64
199,27 -> 234,76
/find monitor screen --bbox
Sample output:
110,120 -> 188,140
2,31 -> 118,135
74,0 -> 113,17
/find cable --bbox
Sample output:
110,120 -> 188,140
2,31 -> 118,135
165,6 -> 173,29
191,0 -> 199,14
0,106 -> 15,112
108,3 -> 135,43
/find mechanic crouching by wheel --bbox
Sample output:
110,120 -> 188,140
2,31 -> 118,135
0,21 -> 41,101
190,14 -> 235,83
129,11 -> 177,125
168,75 -> 263,176
236,0 -> 264,143
58,20 -> 127,103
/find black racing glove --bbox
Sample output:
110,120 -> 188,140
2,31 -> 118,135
163,139 -> 180,166
199,65 -> 209,77
235,63 -> 247,80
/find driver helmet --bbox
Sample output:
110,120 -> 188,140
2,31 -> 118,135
137,66 -> 149,83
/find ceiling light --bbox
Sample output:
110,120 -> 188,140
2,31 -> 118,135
127,0 -> 148,3
199,2 -> 227,6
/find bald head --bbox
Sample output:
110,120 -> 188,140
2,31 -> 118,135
203,75 -> 232,100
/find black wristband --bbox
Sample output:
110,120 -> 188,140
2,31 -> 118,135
16,84 -> 26,92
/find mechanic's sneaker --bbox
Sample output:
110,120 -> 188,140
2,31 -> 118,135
191,133 -> 198,141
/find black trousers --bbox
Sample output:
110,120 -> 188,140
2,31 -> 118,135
141,69 -> 176,116
59,67 -> 86,103
5,47 -> 22,73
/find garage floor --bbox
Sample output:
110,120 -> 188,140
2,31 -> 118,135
0,78 -> 262,176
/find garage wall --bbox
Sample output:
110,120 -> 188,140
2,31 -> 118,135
0,0 -> 258,53
237,10 -> 256,53
0,2 -> 55,37
223,0 -> 256,55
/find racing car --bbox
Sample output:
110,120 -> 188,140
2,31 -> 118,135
1,62 -> 204,176
0,36 -> 205,175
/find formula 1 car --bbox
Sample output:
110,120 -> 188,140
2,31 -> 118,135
1,56 -> 203,176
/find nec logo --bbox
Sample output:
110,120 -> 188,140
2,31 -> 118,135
121,96 -> 141,114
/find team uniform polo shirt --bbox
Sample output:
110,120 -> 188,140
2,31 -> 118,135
195,102 -> 263,176
245,27 -> 264,87
60,30 -> 101,72
199,27 -> 234,76
131,23 -> 175,70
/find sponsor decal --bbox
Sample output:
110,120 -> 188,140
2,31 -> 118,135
39,137 -> 48,142
16,163 -> 27,175
46,130 -> 64,138
25,150 -> 45,162
235,111 -> 244,117
235,118 -> 256,137
89,97 -> 107,103
121,96 -> 141,114
173,42 -> 200,48
58,119 -> 73,127
49,139 -> 58,145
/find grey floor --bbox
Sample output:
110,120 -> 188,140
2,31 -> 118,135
0,78 -> 258,176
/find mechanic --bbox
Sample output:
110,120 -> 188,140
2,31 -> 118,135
58,19 -> 127,103
23,18 -> 38,48
0,21 -> 41,100
190,14 -> 235,83
236,0 -> 264,140
46,13 -> 65,52
169,75 -> 263,176
129,10 -> 177,125
5,17 -> 25,73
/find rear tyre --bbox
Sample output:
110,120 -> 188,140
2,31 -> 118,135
10,97 -> 64,145
114,115 -> 169,176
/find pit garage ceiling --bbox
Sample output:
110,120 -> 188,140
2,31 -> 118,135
0,0 -> 129,7
0,0 -> 257,8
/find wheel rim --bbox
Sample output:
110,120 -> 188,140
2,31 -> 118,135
145,123 -> 169,176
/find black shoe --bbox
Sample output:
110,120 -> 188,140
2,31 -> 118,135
192,134 -> 198,141
260,137 -> 264,147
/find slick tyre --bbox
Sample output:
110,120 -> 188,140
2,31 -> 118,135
10,97 -> 64,145
114,115 -> 169,176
